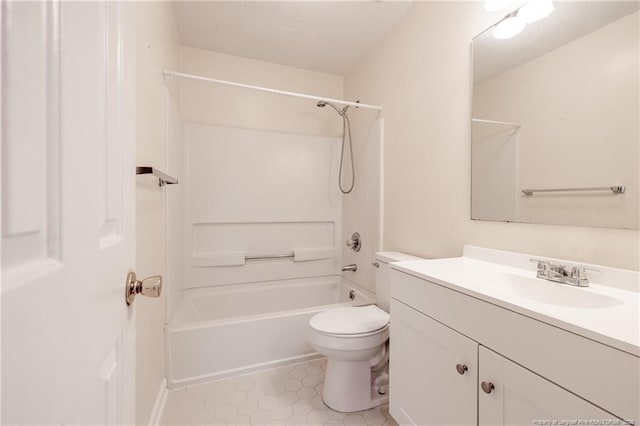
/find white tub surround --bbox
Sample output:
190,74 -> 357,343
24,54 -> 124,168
184,124 -> 343,291
166,118 -> 385,390
168,278 -> 373,388
389,245 -> 639,425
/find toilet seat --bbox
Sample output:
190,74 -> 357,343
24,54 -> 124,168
309,305 -> 390,336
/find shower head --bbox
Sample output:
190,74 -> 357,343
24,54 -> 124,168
316,100 -> 355,194
316,100 -> 349,116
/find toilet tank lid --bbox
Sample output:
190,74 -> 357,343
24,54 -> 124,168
375,251 -> 423,264
310,305 -> 390,335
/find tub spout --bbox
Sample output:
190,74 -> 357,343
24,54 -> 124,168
341,264 -> 357,272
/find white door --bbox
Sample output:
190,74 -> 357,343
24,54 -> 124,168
2,1 -> 138,424
478,346 -> 618,426
389,299 -> 477,426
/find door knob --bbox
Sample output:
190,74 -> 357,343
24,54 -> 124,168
481,381 -> 495,394
125,271 -> 162,305
456,364 -> 468,375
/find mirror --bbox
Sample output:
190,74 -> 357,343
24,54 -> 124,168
471,1 -> 639,229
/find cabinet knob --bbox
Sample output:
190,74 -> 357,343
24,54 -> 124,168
455,364 -> 468,375
481,381 -> 495,394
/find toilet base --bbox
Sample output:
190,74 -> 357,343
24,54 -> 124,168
321,357 -> 389,412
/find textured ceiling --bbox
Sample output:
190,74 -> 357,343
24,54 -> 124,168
172,1 -> 414,76
473,1 -> 640,83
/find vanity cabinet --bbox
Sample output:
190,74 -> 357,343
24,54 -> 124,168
389,270 -> 637,425
390,300 -> 477,425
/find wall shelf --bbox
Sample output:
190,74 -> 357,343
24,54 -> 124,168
136,166 -> 178,187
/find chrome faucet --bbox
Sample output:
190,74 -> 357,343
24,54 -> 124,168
341,264 -> 357,272
532,259 -> 595,287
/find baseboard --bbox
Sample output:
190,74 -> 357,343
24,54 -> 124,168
148,377 -> 169,426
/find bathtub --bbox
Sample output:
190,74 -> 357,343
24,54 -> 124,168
167,276 -> 373,388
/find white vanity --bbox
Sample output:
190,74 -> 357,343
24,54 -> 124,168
389,246 -> 639,425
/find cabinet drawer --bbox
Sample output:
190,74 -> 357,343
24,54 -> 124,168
391,269 -> 640,422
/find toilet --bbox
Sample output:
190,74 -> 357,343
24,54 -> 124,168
307,251 -> 423,413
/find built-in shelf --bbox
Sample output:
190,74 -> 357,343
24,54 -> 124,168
136,166 -> 178,187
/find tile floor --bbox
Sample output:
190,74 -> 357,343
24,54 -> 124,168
161,358 -> 398,426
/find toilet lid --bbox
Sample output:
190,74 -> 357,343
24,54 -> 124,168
310,305 -> 390,335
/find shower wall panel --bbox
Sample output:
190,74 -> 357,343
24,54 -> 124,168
184,123 -> 342,288
340,112 -> 382,294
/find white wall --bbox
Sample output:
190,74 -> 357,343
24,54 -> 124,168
135,2 -> 181,423
345,2 -> 639,270
179,46 -> 343,137
474,12 -> 639,229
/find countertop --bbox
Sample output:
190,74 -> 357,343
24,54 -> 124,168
391,246 -> 640,357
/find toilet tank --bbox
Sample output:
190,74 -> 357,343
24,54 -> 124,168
374,251 -> 423,312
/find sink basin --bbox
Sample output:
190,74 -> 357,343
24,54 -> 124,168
495,273 -> 624,309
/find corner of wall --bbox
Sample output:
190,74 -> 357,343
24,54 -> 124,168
135,1 -> 182,424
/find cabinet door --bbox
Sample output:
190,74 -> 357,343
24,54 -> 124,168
479,346 -> 619,426
390,299 -> 477,425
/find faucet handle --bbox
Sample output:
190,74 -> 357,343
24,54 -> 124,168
346,232 -> 361,252
570,267 -> 587,280
568,266 -> 599,287
570,266 -> 600,278
529,258 -> 550,271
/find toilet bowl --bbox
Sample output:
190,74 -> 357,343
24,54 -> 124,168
307,251 -> 423,413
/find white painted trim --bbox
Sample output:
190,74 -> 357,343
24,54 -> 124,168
148,378 -> 169,426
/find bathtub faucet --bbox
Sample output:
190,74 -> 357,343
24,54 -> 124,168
341,264 -> 357,272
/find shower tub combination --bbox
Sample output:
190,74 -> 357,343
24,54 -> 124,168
167,276 -> 373,388
164,72 -> 384,390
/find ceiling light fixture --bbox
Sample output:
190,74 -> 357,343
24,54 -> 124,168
489,0 -> 554,40
492,12 -> 526,39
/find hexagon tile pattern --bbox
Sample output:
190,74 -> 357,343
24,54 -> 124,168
161,358 -> 398,426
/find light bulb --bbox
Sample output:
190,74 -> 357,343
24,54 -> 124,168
492,15 -> 526,39
518,0 -> 555,23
